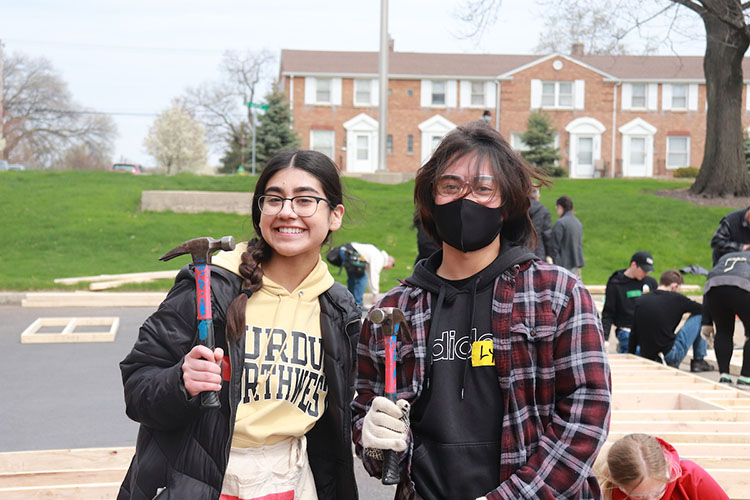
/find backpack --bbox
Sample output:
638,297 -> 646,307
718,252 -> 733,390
326,243 -> 367,277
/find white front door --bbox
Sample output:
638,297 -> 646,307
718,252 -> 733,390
626,136 -> 648,177
349,134 -> 374,173
573,136 -> 595,178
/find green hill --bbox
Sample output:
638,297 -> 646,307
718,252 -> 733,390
0,170 -> 740,291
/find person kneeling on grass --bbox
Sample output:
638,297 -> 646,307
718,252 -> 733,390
628,270 -> 713,372
597,433 -> 729,500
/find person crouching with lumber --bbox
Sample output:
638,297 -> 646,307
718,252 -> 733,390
118,150 -> 361,499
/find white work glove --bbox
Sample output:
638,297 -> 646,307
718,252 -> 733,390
545,256 -> 553,264
701,325 -> 715,349
362,396 -> 410,458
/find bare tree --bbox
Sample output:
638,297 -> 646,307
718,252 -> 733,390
1,52 -> 116,169
182,49 -> 277,154
456,0 -> 750,197
144,101 -> 208,175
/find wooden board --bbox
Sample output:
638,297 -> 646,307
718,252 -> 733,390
20,317 -> 119,344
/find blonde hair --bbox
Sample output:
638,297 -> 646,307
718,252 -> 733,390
598,434 -> 671,500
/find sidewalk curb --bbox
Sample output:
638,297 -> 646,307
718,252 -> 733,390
0,292 -> 25,306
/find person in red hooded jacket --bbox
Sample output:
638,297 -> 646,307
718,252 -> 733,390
598,433 -> 729,500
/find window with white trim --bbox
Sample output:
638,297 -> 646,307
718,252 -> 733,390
510,131 -> 560,152
356,136 -> 369,160
541,81 -> 573,109
316,79 -> 331,104
431,81 -> 446,106
671,84 -> 688,110
471,82 -> 485,106
310,130 -> 334,159
666,136 -> 690,168
354,80 -> 372,106
631,84 -> 646,108
510,132 -> 530,152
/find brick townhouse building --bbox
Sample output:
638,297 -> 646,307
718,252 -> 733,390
279,46 -> 750,178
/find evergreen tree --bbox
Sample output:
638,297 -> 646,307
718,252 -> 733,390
218,122 -> 250,174
521,111 -> 563,177
255,87 -> 300,169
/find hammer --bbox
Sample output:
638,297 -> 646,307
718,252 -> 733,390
160,236 -> 236,408
369,307 -> 413,485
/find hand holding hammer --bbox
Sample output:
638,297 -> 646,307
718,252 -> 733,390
160,236 -> 235,409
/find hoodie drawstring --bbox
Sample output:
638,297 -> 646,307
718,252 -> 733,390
425,284 -> 447,391
459,276 -> 480,400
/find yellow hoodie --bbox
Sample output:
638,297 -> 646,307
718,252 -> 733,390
213,242 -> 335,448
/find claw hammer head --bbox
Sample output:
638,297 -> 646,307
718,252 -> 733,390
159,236 -> 236,264
369,307 -> 413,342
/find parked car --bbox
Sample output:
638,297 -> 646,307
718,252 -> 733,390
0,160 -> 8,171
8,163 -> 25,171
110,163 -> 143,174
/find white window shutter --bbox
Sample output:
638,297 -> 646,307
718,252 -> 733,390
530,79 -> 542,109
447,80 -> 458,108
459,80 -> 471,108
621,83 -> 632,111
372,78 -> 379,106
662,84 -> 672,111
304,77 -> 316,104
420,80 -> 431,107
485,81 -> 496,108
574,80 -> 585,109
647,84 -> 659,110
689,84 -> 699,111
332,78 -> 342,106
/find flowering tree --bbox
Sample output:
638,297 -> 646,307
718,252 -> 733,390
144,102 -> 208,174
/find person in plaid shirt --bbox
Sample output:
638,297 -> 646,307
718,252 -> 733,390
352,122 -> 611,500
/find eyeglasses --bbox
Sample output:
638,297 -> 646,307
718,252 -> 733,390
257,194 -> 333,217
434,173 -> 498,202
619,482 -> 667,500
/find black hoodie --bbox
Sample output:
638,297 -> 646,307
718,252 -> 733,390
600,269 -> 658,337
403,244 -> 536,500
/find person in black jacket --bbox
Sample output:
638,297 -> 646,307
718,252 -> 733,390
528,188 -> 552,261
710,206 -> 750,265
628,270 -> 713,372
119,150 -> 361,500
601,251 -> 658,353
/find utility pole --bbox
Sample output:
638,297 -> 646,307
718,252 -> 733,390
0,39 -> 5,160
377,0 -> 389,172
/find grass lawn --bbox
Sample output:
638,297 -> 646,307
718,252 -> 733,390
0,170 -> 741,292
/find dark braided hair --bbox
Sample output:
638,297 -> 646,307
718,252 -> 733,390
226,149 -> 344,341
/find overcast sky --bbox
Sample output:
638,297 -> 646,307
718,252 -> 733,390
1,0 -> 706,167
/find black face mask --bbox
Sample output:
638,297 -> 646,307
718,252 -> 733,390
433,198 -> 503,252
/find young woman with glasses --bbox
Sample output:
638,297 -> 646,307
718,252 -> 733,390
119,150 -> 362,500
598,433 -> 729,500
352,122 -> 611,499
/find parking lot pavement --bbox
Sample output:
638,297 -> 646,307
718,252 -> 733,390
0,303 -> 394,499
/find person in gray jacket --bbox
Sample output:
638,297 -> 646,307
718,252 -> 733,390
549,195 -> 585,276
528,188 -> 552,261
703,251 -> 750,386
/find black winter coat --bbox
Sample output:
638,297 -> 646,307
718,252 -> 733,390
118,264 -> 361,500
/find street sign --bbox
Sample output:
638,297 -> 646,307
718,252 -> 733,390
246,102 -> 269,110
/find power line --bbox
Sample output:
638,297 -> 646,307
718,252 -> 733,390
33,108 -> 159,118
4,38 -> 227,55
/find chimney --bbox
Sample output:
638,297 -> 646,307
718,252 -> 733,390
571,42 -> 584,57
388,37 -> 394,52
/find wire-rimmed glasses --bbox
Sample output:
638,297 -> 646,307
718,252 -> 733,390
257,194 -> 333,217
434,173 -> 498,202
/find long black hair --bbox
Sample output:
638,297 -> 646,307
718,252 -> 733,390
226,149 -> 344,340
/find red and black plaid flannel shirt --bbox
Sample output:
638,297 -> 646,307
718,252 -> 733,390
352,260 -> 611,499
